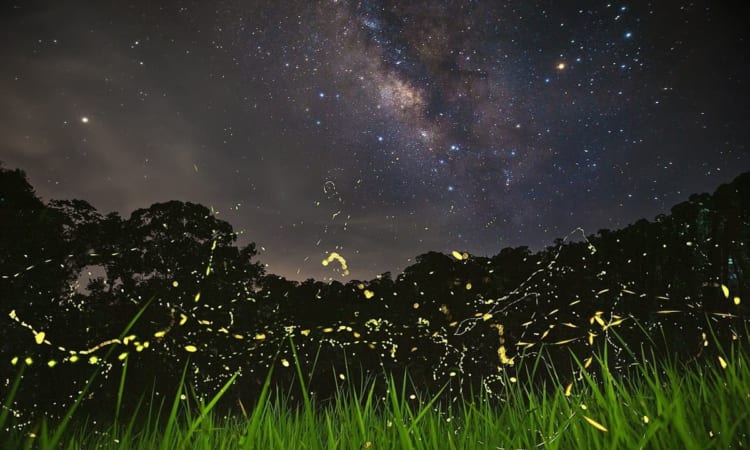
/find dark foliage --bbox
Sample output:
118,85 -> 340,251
1,162 -> 748,420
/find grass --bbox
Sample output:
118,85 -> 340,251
2,336 -> 748,450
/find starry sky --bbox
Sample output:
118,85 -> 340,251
1,0 -> 748,281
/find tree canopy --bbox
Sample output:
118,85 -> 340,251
1,163 -> 747,419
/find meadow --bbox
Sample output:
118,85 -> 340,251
2,330 -> 748,450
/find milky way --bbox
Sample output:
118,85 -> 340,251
1,0 -> 748,280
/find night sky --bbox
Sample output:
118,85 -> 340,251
2,1 -> 748,281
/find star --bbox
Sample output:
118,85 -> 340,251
0,0 -> 746,282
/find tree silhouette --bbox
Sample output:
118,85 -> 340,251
1,164 -> 748,419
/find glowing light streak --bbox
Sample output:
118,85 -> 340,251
321,252 -> 350,276
582,415 -> 608,432
451,250 -> 468,261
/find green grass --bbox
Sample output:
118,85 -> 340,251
2,339 -> 748,450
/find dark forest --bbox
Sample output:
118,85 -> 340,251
1,164 -> 747,421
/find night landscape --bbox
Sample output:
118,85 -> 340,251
1,1 -> 749,448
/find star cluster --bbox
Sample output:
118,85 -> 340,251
0,0 -> 748,280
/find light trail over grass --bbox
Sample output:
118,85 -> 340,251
2,333 -> 749,449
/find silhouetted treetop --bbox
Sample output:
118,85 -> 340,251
0,165 -> 747,420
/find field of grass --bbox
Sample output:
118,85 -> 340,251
2,336 -> 748,450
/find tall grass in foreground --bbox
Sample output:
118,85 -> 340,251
2,341 -> 748,449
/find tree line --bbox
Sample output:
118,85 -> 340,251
1,163 -> 747,419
